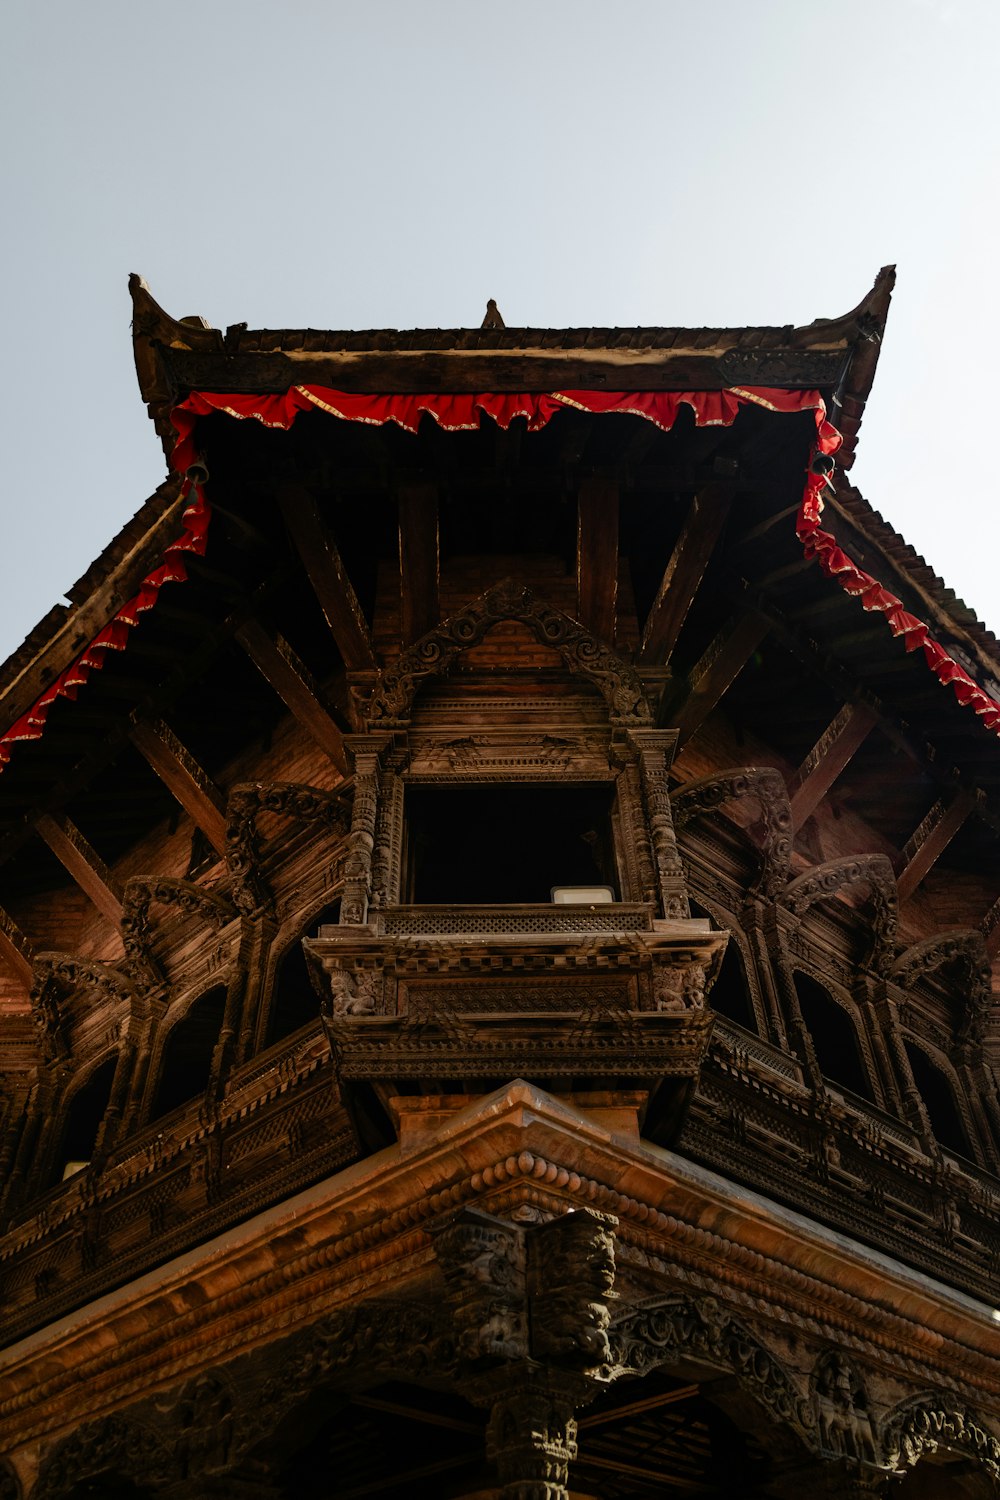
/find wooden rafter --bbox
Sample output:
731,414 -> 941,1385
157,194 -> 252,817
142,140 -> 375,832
896,793 -> 975,902
576,475 -> 619,642
278,484 -> 376,671
640,485 -> 732,664
578,1450 -> 707,1491
35,813 -> 124,925
398,480 -> 440,645
788,702 -> 878,830
982,895 -> 1000,959
578,1383 -> 700,1429
0,906 -> 33,988
129,719 -> 227,856
236,619 -> 348,775
670,611 -> 770,743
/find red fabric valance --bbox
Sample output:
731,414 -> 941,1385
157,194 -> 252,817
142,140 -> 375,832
0,486 -> 209,769
1,380 -> 996,775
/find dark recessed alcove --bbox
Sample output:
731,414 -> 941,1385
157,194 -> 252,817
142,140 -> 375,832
794,971 -> 873,1102
149,986 -> 227,1120
905,1040 -> 973,1159
53,1055 -> 117,1184
404,783 -> 617,903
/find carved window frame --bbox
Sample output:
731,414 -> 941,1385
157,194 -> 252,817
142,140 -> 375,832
141,981 -> 229,1127
42,1047 -> 121,1190
255,886 -> 345,1052
788,962 -> 884,1110
897,1029 -> 983,1166
685,889 -> 768,1040
359,707 -> 670,918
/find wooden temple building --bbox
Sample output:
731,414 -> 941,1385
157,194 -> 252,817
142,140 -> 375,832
1,269 -> 1000,1497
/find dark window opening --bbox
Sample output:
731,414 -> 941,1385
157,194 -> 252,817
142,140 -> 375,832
794,972 -> 873,1102
905,1040 -> 973,1159
266,901 -> 341,1046
404,784 -> 617,904
149,986 -> 227,1120
689,905 -> 758,1035
53,1056 -> 117,1184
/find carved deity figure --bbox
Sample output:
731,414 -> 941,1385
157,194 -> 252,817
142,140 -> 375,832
814,1352 -> 876,1463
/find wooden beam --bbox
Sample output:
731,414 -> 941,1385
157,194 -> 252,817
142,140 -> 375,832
236,619 -> 348,775
788,703 -> 878,830
670,612 -> 770,743
578,1451 -> 706,1491
896,793 -> 975,902
337,1451 -> 479,1500
576,476 -> 619,641
351,1395 -> 480,1435
129,719 -> 227,856
0,906 -> 33,989
278,484 -> 376,671
35,813 -> 124,925
578,1383 -> 700,1430
639,486 -> 732,664
398,481 -> 440,645
982,896 -> 1000,959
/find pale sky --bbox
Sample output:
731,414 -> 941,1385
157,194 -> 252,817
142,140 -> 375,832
2,0 -> 998,663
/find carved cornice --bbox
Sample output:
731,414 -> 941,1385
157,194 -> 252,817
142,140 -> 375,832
367,579 -> 652,728
6,1082 -> 1000,1458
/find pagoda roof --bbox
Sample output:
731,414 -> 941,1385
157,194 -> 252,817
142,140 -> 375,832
129,267 -> 895,470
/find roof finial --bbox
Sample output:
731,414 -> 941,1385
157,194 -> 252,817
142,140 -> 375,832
482,298 -> 505,330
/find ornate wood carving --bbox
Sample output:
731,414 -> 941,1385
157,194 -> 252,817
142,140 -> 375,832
892,930 -> 993,1044
432,1207 -> 528,1363
33,1415 -> 177,1499
672,766 -> 793,897
483,1372 -> 587,1500
340,737 -> 387,924
880,1395 -> 1000,1480
120,876 -> 236,979
626,729 -> 689,919
779,855 -> 898,974
607,1296 -> 813,1441
527,1209 -> 617,1368
225,781 -> 352,915
811,1352 -> 876,1465
367,580 -> 652,729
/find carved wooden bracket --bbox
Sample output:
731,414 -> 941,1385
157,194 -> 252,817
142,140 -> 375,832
892,930 -> 993,1044
779,855 -> 898,974
120,877 -> 237,983
671,766 -> 793,898
225,781 -> 352,915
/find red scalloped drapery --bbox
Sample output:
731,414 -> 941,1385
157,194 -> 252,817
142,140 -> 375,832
0,486 -> 210,770
1,381 -> 996,774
